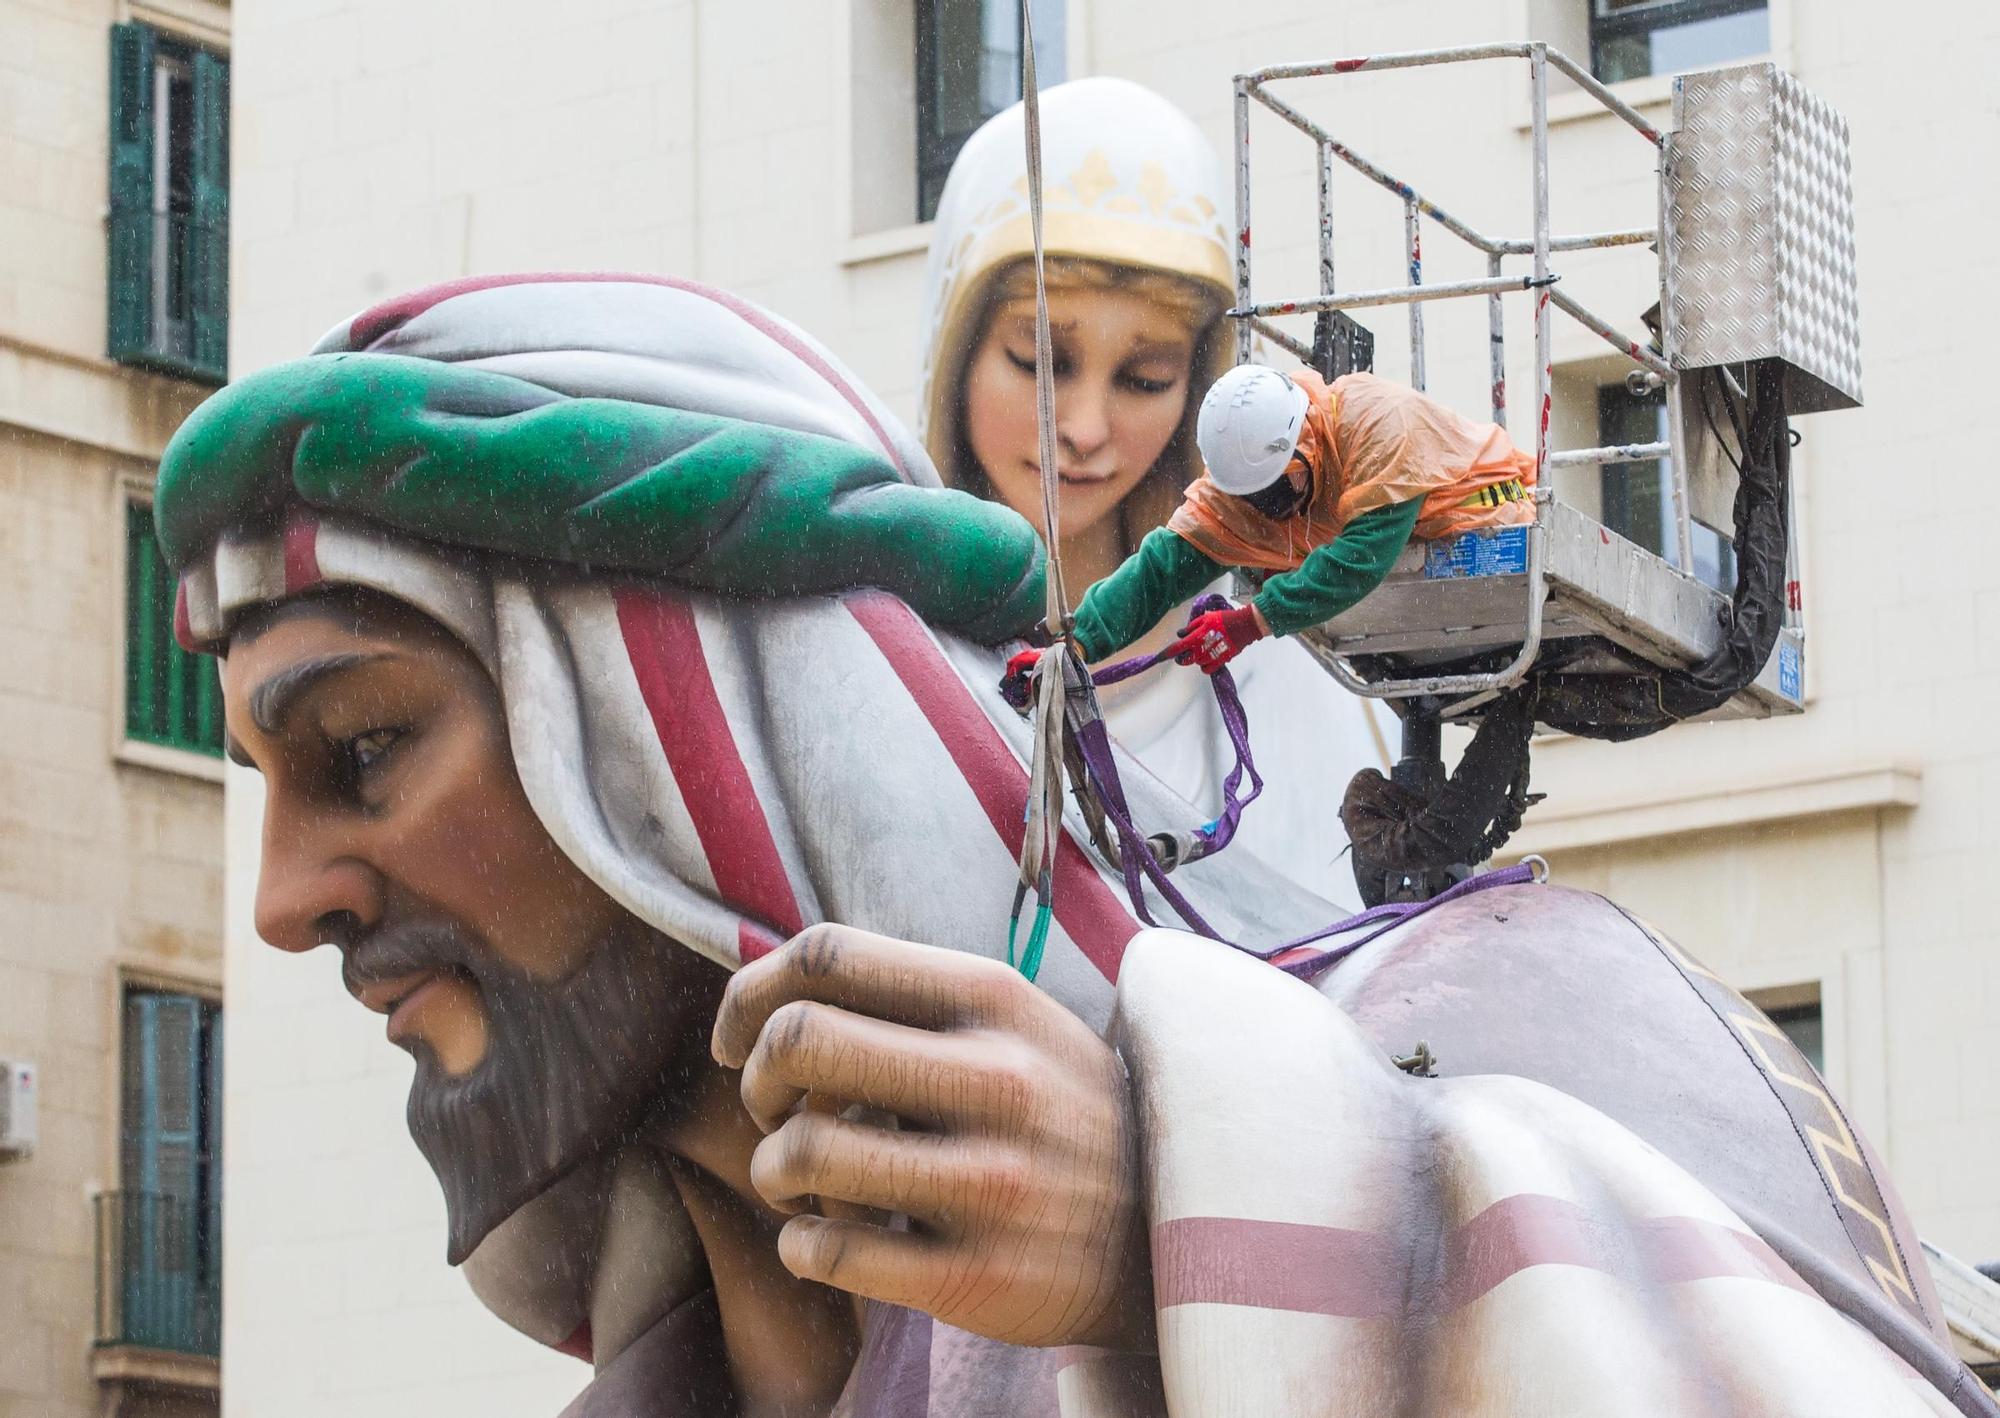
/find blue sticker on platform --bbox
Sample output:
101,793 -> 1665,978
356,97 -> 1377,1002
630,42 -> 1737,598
1423,526 -> 1530,580
1778,640 -> 1803,701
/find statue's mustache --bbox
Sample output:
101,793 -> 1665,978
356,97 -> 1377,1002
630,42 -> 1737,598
340,918 -> 500,1003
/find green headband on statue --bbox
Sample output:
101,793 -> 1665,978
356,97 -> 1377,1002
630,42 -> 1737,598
154,352 -> 1047,644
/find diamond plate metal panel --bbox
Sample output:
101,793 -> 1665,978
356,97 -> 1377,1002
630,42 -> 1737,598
1666,63 -> 1861,412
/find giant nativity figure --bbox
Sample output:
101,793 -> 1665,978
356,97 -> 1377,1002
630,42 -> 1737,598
161,272 -> 1997,1417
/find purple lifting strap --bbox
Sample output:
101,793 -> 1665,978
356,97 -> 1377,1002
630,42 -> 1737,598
1088,594 -> 1262,868
1077,594 -> 1540,980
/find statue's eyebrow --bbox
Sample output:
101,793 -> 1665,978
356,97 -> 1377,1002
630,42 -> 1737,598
249,652 -> 388,734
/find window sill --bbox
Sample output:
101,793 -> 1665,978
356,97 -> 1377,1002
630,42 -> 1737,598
91,1344 -> 219,1390
1497,761 -> 1920,857
116,739 -> 226,785
110,347 -> 228,390
842,222 -> 934,268
124,0 -> 231,51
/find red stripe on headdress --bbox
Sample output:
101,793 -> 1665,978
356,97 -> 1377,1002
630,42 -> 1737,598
844,593 -> 1137,982
283,517 -> 321,592
343,272 -> 914,479
172,583 -> 199,654
615,589 -> 805,956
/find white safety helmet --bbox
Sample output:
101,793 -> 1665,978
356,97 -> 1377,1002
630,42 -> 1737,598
1195,364 -> 1312,496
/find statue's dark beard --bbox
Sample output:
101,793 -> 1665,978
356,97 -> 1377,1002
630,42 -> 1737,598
346,920 -> 703,1264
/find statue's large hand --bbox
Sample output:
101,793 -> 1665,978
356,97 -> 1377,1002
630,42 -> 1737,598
710,923 -> 1154,1352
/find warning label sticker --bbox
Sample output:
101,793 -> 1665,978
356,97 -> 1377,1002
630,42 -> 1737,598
1423,526 -> 1530,580
1778,640 -> 1803,702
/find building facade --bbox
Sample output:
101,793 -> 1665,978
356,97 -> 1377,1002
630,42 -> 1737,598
213,0 -> 1999,1412
0,1 -> 232,1415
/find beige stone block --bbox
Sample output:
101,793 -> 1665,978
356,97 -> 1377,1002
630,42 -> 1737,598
28,8 -> 97,96
0,696 -> 111,777
46,973 -> 112,1059
45,1034 -> 108,1114
0,1176 -> 87,1261
0,817 -> 110,906
1,721 -> 109,804
0,958 -> 55,1049
14,274 -> 101,358
0,67 -> 89,153
126,798 -> 226,869
0,1318 -> 53,1402
0,3 -> 38,75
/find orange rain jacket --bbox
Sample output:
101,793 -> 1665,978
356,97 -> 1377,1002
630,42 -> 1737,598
1167,369 -> 1537,573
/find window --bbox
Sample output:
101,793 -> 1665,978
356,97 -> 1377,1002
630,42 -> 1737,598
125,499 -> 224,757
915,0 -> 1064,222
1597,383 -> 1735,592
103,987 -> 222,1356
1766,1001 -> 1823,1074
108,23 -> 229,384
1589,0 -> 1770,85
1747,985 -> 1824,1074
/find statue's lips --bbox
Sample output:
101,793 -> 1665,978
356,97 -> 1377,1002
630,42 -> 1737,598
1028,461 -> 1121,486
351,967 -> 456,1046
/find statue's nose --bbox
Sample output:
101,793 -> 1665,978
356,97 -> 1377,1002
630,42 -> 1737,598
253,823 -> 384,954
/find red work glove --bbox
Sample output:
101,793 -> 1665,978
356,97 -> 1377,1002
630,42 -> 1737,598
1000,647 -> 1044,709
1167,605 -> 1265,674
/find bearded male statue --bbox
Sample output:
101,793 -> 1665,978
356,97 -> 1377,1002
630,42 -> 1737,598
161,273 -> 1994,1417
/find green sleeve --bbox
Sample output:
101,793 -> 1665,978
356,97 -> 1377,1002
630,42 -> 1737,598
1251,499 -> 1422,639
1071,527 -> 1227,662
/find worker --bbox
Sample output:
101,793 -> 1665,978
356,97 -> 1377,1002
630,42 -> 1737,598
1006,362 -> 1537,687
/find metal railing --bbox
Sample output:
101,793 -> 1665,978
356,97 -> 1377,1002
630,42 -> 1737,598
93,1190 -> 221,1357
1230,42 -> 1691,701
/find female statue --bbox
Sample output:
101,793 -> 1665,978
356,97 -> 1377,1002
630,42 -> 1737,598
918,76 -> 1390,902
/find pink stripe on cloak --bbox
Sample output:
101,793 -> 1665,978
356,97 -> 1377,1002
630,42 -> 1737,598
1153,1195 -> 1810,1318
615,589 -> 806,959
844,592 -> 1138,983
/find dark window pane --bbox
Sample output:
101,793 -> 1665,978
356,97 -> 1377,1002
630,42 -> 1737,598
1767,1002 -> 1824,1074
1595,383 -> 1735,590
1594,33 -> 1653,85
1597,384 -> 1672,559
916,0 -> 1065,222
1590,0 -> 1767,83
155,50 -> 196,361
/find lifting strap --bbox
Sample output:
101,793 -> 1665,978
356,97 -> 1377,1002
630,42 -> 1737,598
1008,0 -> 1073,981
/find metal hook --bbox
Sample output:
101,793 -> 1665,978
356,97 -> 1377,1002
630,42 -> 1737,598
1521,853 -> 1550,884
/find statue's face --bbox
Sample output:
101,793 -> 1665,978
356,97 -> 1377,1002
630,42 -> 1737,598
961,284 -> 1196,541
222,592 -> 725,1261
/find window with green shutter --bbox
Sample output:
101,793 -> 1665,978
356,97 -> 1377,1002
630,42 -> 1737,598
108,23 -> 229,385
125,499 -> 223,756
114,988 -> 222,1355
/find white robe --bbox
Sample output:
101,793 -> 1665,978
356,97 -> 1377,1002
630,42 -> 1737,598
1100,610 -> 1392,912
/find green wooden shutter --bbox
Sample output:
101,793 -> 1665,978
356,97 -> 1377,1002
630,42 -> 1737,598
189,50 -> 228,381
122,992 -> 202,1199
108,23 -> 157,362
125,500 -> 224,755
124,501 -> 166,744
120,992 -> 206,1350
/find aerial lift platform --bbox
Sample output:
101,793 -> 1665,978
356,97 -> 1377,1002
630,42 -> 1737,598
1223,45 -> 1861,900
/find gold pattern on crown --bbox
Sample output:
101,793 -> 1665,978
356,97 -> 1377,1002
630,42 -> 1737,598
974,151 -> 1225,244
